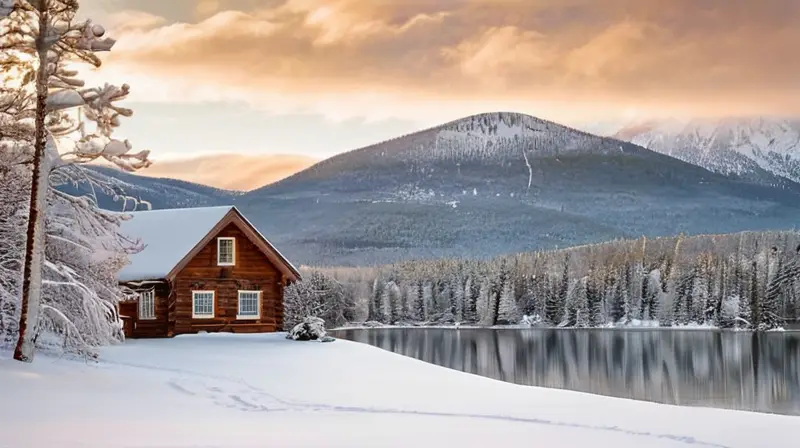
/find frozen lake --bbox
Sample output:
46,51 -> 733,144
333,328 -> 800,415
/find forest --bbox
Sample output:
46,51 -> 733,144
287,230 -> 800,331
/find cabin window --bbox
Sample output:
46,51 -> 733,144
217,237 -> 235,266
192,291 -> 215,318
139,290 -> 155,320
237,290 -> 261,319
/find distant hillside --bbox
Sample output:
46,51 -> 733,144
57,165 -> 238,211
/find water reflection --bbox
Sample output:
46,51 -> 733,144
333,328 -> 800,415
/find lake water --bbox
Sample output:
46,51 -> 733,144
331,328 -> 800,415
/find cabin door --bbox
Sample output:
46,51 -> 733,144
118,302 -> 137,338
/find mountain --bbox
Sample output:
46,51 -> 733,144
57,165 -> 239,211
74,112 -> 800,267
231,112 -> 800,266
613,116 -> 800,188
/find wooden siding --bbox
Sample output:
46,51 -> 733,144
171,222 -> 285,335
119,282 -> 170,338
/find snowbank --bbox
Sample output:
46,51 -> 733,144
1,333 -> 796,448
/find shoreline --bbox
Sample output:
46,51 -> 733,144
332,323 -> 795,332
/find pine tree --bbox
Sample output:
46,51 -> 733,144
463,276 -> 478,323
422,280 -> 434,322
496,279 -> 519,324
572,277 -> 589,327
544,275 -> 560,325
610,267 -> 626,324
477,278 -> 491,324
453,274 -> 464,322
490,260 -> 508,326
762,251 -> 785,330
749,256 -> 760,328
587,272 -> 605,327
370,278 -> 383,322
412,281 -> 425,321
438,280 -> 454,323
552,255 -> 570,325
521,275 -> 537,317
673,269 -> 695,325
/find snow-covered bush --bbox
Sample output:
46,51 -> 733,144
520,314 -> 541,326
283,270 -> 354,330
286,316 -> 326,341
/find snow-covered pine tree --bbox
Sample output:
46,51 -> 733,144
368,277 -> 380,321
477,277 -> 491,325
496,278 -> 519,324
380,281 -> 393,323
422,280 -> 434,322
489,259 -> 510,325
396,280 -> 409,322
570,276 -> 589,327
463,275 -> 477,323
673,266 -> 694,325
3,0 -> 152,361
749,253 -> 760,328
410,280 -> 424,321
610,266 -> 631,325
586,265 -> 605,326
437,279 -> 454,323
452,273 -> 464,323
520,275 -> 537,317
761,249 -> 787,330
551,254 -> 569,324
283,269 -> 351,330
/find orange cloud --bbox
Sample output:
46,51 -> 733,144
134,153 -> 318,191
82,0 -> 800,122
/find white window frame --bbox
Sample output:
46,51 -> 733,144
192,290 -> 215,319
217,237 -> 235,266
237,290 -> 261,320
138,290 -> 155,320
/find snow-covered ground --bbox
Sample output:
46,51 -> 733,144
1,333 -> 796,448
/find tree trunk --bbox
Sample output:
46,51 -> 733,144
13,5 -> 49,363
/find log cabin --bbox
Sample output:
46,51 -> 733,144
116,205 -> 301,338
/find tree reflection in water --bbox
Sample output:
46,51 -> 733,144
333,328 -> 800,415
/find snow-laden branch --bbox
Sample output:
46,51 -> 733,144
1,0 -> 153,359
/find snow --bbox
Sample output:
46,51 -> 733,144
117,205 -> 233,281
1,333 -> 797,448
614,116 -> 800,183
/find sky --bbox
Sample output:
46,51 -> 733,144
73,0 -> 800,184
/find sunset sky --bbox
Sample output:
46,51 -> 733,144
76,0 -> 799,185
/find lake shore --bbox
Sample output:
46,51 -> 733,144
2,332 -> 798,447
333,321 -> 798,332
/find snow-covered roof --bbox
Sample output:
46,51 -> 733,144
118,206 -> 234,282
117,205 -> 300,283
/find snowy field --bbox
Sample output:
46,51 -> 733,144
1,333 -> 797,448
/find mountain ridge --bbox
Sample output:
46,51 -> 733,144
613,116 -> 800,190
61,112 -> 800,267
234,112 -> 800,265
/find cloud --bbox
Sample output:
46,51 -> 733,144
82,0 -> 800,122
133,153 -> 318,191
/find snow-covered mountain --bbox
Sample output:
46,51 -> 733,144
235,112 -> 800,265
613,116 -> 800,187
77,112 -> 800,266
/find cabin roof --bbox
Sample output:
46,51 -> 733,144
117,205 -> 300,282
